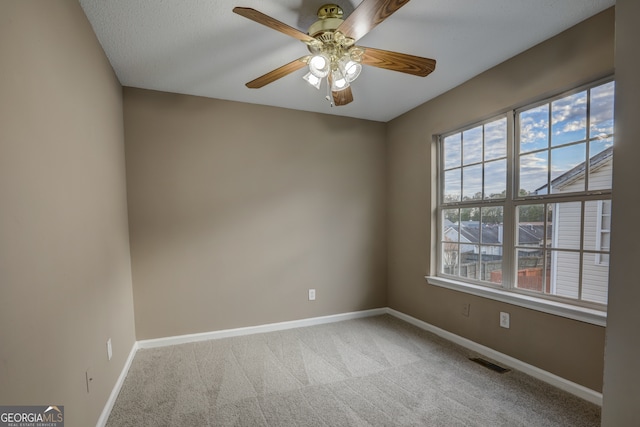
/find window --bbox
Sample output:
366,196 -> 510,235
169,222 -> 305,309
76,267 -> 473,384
436,80 -> 614,310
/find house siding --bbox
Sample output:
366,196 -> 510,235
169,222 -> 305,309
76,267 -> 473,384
589,158 -> 613,191
552,158 -> 611,304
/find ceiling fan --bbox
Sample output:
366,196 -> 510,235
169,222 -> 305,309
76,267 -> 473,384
233,0 -> 436,107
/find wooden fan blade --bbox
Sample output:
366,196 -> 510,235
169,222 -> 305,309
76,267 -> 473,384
233,7 -> 315,43
332,86 -> 354,106
328,72 -> 354,106
360,46 -> 436,77
337,0 -> 411,41
246,57 -> 308,88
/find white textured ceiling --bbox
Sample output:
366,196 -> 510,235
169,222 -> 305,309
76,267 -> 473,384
79,0 -> 615,122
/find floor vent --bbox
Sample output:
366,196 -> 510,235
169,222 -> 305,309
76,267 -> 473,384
469,357 -> 510,373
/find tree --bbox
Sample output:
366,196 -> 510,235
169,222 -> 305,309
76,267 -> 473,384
442,239 -> 459,274
518,204 -> 546,222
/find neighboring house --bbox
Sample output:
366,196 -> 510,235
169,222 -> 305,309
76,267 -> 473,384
442,143 -> 612,303
443,219 -> 503,256
536,146 -> 613,304
443,219 -> 547,283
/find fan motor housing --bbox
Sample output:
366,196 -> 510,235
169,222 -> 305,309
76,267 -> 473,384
317,4 -> 343,19
308,4 -> 344,40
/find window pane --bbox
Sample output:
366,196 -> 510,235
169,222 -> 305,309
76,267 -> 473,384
551,250 -> 580,299
588,138 -> 613,191
460,207 -> 479,243
480,207 -> 503,284
443,133 -> 461,169
601,200 -> 612,231
516,249 -> 546,293
582,253 -> 609,304
462,165 -> 482,201
583,201 -> 599,251
520,104 -> 549,153
550,143 -> 586,193
460,207 -> 477,222
481,206 -> 503,228
442,209 -> 460,243
519,151 -> 548,195
590,81 -> 615,139
460,245 -> 480,280
462,217 -> 479,244
548,202 -> 582,250
483,248 -> 503,284
584,200 -> 611,252
600,233 -> 611,252
516,204 -> 546,246
444,169 -> 461,202
485,118 -> 507,160
590,137 -> 613,157
442,243 -> 459,276
551,91 -> 587,146
463,126 -> 483,165
484,159 -> 506,199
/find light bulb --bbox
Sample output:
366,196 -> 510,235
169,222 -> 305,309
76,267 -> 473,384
310,55 -> 326,70
308,54 -> 330,78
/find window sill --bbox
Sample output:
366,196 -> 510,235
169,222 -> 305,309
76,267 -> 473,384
425,276 -> 606,327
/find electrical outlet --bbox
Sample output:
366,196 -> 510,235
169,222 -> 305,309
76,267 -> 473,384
107,338 -> 112,361
462,303 -> 470,317
308,289 -> 316,301
500,312 -> 510,328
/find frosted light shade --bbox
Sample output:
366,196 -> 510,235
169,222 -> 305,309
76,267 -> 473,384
330,69 -> 349,91
303,72 -> 322,89
343,60 -> 362,82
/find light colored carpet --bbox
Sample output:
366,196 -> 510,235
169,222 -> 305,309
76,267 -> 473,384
106,315 -> 601,426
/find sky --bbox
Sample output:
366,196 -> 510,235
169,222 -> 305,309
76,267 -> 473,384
443,80 -> 615,201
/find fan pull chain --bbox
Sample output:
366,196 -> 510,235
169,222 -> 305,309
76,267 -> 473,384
325,77 -> 334,107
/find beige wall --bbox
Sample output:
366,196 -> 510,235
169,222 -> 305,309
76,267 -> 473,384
386,8 -> 614,392
124,88 -> 387,340
602,0 -> 640,424
2,1 -> 633,423
0,1 -> 136,426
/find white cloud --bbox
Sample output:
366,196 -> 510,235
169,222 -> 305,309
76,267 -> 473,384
555,119 -> 586,135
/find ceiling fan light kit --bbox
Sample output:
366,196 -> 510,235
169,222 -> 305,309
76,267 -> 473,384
233,0 -> 436,106
303,71 -> 323,89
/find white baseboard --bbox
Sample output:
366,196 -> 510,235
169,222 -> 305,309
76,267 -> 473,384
98,308 -> 385,425
137,308 -> 387,349
99,306 -> 602,425
385,308 -> 603,406
96,341 -> 139,427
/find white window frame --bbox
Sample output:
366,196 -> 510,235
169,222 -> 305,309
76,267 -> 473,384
427,78 -> 614,326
